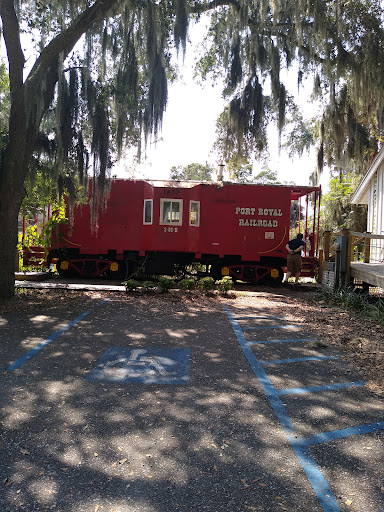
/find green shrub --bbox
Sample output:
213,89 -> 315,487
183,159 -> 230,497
315,286 -> 384,325
179,278 -> 196,290
124,279 -> 140,292
198,276 -> 216,294
18,265 -> 49,272
158,276 -> 174,293
216,276 -> 234,294
142,281 -> 157,291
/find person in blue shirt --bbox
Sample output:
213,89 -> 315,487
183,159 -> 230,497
283,233 -> 305,285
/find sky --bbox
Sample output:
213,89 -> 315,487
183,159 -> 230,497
1,13 -> 327,189
115,56 -> 226,180
113,17 -> 328,189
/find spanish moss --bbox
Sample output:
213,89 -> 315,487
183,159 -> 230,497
174,0 -> 189,57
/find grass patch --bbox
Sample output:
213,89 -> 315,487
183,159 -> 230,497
316,285 -> 384,325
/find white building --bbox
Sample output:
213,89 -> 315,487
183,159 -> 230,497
351,148 -> 384,262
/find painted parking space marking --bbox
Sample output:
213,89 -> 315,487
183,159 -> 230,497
224,305 -> 384,512
7,299 -> 109,371
277,381 -> 367,395
248,338 -> 316,344
85,346 -> 190,384
235,316 -> 287,321
259,355 -> 340,365
301,421 -> 384,448
243,324 -> 303,330
223,305 -> 340,511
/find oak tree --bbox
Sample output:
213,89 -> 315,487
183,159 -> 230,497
169,162 -> 214,181
1,0 -> 384,297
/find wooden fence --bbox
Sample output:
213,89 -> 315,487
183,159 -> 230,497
319,230 -> 384,289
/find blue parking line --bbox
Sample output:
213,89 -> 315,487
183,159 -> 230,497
302,422 -> 384,448
248,338 -> 316,344
235,316 -> 287,320
223,305 -> 341,512
7,299 -> 109,370
277,381 -> 367,395
259,356 -> 340,365
243,325 -> 302,330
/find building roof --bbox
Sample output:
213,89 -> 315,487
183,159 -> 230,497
351,146 -> 384,204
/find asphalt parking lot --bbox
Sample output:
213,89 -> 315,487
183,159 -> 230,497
0,289 -> 383,512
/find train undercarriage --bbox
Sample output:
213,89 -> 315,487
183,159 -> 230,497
49,249 -> 317,285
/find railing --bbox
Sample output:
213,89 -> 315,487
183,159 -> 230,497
347,231 -> 384,264
22,246 -> 47,268
320,230 -> 384,288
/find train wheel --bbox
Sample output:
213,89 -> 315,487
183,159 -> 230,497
259,264 -> 284,285
209,263 -> 223,281
104,261 -> 124,279
56,259 -> 75,277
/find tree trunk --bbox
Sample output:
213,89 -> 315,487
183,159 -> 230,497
0,0 -> 125,298
0,171 -> 26,298
0,89 -> 29,298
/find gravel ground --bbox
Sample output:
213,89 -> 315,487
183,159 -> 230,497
221,285 -> 384,397
0,284 -> 383,512
1,283 -> 383,393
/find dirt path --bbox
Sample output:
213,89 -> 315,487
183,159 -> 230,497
4,284 -> 382,396
0,285 -> 383,512
219,286 -> 384,397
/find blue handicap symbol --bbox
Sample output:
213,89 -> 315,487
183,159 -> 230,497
85,346 -> 190,384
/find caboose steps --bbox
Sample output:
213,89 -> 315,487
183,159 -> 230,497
282,256 -> 318,279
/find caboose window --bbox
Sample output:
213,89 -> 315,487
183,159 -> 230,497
160,199 -> 183,225
143,199 -> 153,224
189,201 -> 200,226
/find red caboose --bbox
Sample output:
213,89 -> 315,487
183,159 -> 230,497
49,179 -> 321,283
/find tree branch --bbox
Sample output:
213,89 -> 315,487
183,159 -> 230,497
27,0 -> 121,93
191,0 -> 240,14
0,0 -> 25,93
22,0 -> 122,137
